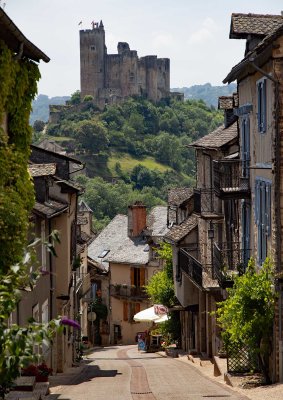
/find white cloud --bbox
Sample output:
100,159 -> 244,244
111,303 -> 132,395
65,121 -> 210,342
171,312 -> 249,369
188,17 -> 219,45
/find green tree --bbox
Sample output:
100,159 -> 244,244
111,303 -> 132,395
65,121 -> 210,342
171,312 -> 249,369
216,258 -> 276,384
75,120 -> 109,154
33,120 -> 45,133
145,243 -> 175,307
69,90 -> 81,105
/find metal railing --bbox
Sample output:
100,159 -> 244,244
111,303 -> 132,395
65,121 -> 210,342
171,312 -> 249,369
179,247 -> 202,288
109,284 -> 147,299
213,160 -> 250,198
213,242 -> 250,287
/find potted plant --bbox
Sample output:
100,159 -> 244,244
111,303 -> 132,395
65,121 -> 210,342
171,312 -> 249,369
21,363 -> 52,382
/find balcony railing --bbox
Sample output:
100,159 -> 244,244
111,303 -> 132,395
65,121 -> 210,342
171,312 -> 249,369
194,188 -> 220,216
213,242 -> 250,288
179,247 -> 202,288
110,284 -> 147,299
213,160 -> 250,199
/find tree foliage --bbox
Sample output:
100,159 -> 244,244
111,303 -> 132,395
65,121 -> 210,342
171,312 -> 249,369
216,258 -> 276,383
144,243 -> 175,307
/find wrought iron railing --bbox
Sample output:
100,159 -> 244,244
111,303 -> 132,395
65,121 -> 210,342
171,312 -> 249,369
213,160 -> 250,198
213,242 -> 250,287
109,284 -> 147,299
194,188 -> 218,214
179,247 -> 202,288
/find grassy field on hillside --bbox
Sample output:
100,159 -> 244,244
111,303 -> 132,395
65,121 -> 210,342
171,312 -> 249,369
108,153 -> 172,174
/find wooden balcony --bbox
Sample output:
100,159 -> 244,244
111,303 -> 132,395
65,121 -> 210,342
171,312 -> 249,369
213,242 -> 250,288
109,284 -> 147,300
213,160 -> 250,199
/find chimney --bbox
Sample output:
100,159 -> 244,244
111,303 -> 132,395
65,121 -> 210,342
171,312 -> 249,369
218,95 -> 237,128
128,202 -> 147,238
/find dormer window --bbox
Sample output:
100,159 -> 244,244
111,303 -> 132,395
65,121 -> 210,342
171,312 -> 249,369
257,78 -> 267,133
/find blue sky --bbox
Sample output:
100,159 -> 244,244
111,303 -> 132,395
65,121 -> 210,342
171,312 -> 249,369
4,0 -> 283,97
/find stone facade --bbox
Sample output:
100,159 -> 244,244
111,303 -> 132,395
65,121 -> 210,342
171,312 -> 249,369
80,21 -> 170,108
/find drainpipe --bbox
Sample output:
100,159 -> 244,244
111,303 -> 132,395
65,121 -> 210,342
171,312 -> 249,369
248,59 -> 281,382
48,219 -> 54,370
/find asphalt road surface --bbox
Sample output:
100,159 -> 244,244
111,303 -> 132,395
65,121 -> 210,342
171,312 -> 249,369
49,345 -> 249,400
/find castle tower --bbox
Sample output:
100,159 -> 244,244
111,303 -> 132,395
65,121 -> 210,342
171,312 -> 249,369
80,20 -> 106,102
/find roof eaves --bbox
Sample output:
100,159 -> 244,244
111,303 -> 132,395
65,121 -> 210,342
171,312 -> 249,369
0,8 -> 50,63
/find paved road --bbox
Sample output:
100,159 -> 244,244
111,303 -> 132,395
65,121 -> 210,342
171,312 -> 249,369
50,345 -> 249,400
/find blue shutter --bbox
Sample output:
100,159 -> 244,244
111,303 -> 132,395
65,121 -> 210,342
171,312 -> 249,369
260,181 -> 267,263
262,79 -> 267,133
265,183 -> 271,237
257,82 -> 261,132
255,180 -> 260,225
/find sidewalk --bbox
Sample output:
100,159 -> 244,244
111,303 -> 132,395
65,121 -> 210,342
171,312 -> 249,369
162,350 -> 283,400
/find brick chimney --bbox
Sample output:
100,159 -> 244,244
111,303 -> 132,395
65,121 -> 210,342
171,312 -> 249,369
128,202 -> 147,238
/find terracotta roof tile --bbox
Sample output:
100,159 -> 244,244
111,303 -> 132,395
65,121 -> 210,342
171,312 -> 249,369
168,188 -> 194,206
189,122 -> 237,149
29,163 -> 56,177
165,215 -> 198,243
230,13 -> 283,38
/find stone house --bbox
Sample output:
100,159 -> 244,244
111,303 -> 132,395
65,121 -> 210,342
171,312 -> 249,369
165,95 -> 242,357
87,203 -> 168,345
223,12 -> 283,382
14,145 -> 84,373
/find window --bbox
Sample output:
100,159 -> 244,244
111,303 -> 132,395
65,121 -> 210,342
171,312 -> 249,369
257,78 -> 267,133
131,267 -> 145,288
255,178 -> 271,265
241,115 -> 250,178
90,45 -> 96,51
41,220 -> 46,271
123,301 -> 140,322
98,250 -> 109,258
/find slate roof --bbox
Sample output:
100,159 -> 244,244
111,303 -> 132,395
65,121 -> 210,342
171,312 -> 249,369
29,163 -> 56,177
0,8 -> 49,62
230,13 -> 283,39
79,200 -> 93,213
33,200 -> 68,218
189,122 -> 237,150
165,215 -> 198,243
168,188 -> 194,206
87,215 -> 149,271
147,206 -> 169,238
224,22 -> 283,84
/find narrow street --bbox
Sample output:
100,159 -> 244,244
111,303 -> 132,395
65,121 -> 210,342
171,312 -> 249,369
49,346 -> 249,400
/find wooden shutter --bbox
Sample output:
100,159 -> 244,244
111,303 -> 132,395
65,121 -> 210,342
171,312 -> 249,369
135,303 -> 140,314
257,82 -> 261,132
265,183 -> 271,237
123,302 -> 128,321
131,267 -> 135,286
140,268 -> 145,287
262,79 -> 267,133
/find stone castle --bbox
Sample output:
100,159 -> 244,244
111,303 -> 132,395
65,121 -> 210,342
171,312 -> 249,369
80,21 -> 170,108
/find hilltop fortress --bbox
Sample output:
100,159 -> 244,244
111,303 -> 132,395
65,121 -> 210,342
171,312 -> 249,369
80,21 -> 170,108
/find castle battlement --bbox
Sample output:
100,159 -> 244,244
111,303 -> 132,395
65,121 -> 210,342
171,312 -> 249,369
80,22 -> 170,108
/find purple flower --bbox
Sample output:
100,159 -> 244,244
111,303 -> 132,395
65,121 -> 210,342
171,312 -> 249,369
61,317 -> 81,329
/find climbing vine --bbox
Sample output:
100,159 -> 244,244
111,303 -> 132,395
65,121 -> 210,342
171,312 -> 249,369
0,39 -> 40,274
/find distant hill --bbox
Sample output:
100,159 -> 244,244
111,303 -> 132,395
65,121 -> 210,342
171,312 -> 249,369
30,94 -> 70,125
171,83 -> 237,108
30,83 -> 236,126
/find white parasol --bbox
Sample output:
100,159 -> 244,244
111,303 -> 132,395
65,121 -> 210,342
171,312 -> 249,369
133,304 -> 168,322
